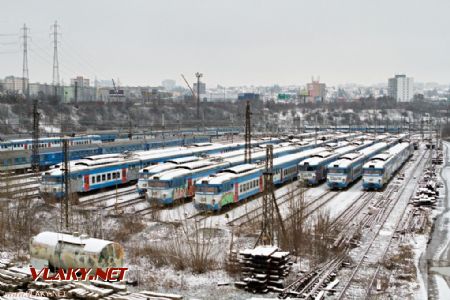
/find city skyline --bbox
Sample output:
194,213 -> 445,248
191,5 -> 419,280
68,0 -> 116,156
0,0 -> 449,87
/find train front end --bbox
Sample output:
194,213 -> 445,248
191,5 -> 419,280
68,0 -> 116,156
194,184 -> 228,211
362,168 -> 384,190
326,167 -> 350,189
40,171 -> 65,199
145,180 -> 175,205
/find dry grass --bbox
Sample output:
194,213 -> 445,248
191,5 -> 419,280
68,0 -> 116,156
382,244 -> 416,282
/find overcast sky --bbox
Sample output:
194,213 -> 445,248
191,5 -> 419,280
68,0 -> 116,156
1,0 -> 449,87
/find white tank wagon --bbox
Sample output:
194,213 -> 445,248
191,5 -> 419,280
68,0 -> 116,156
30,232 -> 125,272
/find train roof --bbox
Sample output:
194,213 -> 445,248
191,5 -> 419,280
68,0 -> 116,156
300,142 -> 373,166
151,161 -> 229,181
272,147 -> 328,167
328,142 -> 388,168
363,142 -> 411,169
196,164 -> 260,185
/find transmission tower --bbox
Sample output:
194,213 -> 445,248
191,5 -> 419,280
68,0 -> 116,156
51,21 -> 60,98
244,101 -> 252,164
21,24 -> 29,99
195,72 -> 202,120
31,100 -> 40,173
62,138 -> 70,230
255,145 -> 287,247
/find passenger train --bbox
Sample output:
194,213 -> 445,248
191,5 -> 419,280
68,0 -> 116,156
39,142 -> 255,198
0,135 -> 102,152
141,136 -> 356,204
193,146 -> 330,211
362,142 -> 413,190
0,135 -> 210,172
326,142 -> 394,189
298,140 -> 374,185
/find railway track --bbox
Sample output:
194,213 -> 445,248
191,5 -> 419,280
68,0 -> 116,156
335,149 -> 427,299
280,255 -> 345,299
78,187 -> 137,207
227,188 -> 336,227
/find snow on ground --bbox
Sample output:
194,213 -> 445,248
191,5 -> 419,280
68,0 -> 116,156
435,275 -> 450,299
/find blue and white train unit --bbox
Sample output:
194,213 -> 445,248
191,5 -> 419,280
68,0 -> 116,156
326,142 -> 392,189
298,140 -> 374,185
193,146 -> 330,211
362,142 -> 413,190
39,142 -> 253,199
0,135 -> 211,172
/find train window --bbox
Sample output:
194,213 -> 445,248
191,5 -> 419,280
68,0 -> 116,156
102,174 -> 106,181
113,173 -> 117,179
92,177 -> 96,184
117,172 -> 120,178
107,173 -> 111,180
97,175 -> 101,182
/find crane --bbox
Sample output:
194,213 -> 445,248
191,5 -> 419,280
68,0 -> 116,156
181,74 -> 196,100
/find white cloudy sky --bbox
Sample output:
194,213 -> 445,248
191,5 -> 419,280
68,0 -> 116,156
0,0 -> 449,87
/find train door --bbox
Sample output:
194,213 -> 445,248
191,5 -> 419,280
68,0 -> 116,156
24,144 -> 27,150
121,168 -> 127,183
187,178 -> 194,197
234,183 -> 239,202
84,175 -> 90,191
259,176 -> 263,192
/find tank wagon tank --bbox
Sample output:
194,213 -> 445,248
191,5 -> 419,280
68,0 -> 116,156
30,231 -> 124,272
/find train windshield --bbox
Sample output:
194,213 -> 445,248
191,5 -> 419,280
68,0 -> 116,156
148,181 -> 169,188
364,169 -> 382,175
139,173 -> 149,179
196,186 -> 218,193
328,168 -> 348,174
299,165 -> 315,171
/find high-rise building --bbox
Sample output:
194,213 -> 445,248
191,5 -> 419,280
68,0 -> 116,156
307,79 -> 326,102
3,76 -> 28,95
70,76 -> 90,88
388,75 -> 414,102
193,82 -> 206,94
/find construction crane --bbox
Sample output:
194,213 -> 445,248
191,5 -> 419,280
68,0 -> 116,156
181,74 -> 196,100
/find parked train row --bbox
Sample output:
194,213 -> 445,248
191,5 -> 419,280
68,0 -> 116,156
143,140 -> 349,204
39,132 -> 357,199
0,135 -> 102,151
39,140 -> 281,198
0,135 -> 210,172
362,142 -> 413,190
193,138 -> 412,211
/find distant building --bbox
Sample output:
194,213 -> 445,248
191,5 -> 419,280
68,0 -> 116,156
29,83 -> 58,98
70,76 -> 90,88
388,75 -> 414,102
3,76 -> 28,95
65,76 -> 96,102
193,82 -> 206,94
307,79 -> 326,102
162,79 -> 176,91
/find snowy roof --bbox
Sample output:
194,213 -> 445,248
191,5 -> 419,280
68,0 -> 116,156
363,142 -> 410,169
31,231 -> 114,254
196,167 -> 261,185
328,142 -> 388,168
272,147 -> 328,166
